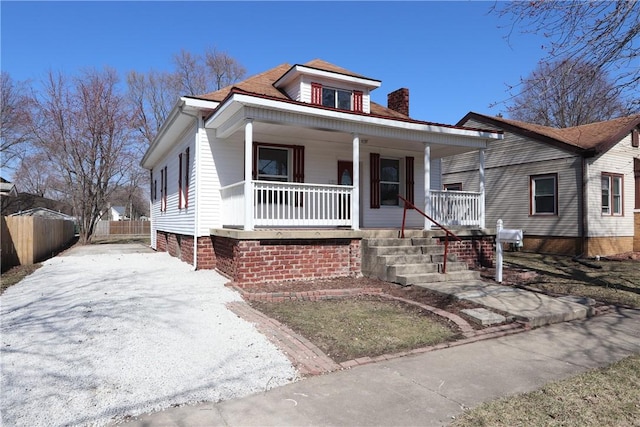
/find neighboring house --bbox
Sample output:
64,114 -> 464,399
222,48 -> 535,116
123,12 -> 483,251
9,207 -> 76,222
442,112 -> 640,257
0,178 -> 18,198
2,192 -> 74,217
109,206 -> 127,221
141,59 -> 503,284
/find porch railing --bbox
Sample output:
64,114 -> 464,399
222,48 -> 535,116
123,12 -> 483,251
220,180 -> 353,228
398,195 -> 462,274
430,190 -> 482,227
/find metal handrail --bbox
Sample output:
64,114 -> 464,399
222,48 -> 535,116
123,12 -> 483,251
398,195 -> 462,274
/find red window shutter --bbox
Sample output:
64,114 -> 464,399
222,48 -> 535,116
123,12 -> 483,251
252,142 -> 258,180
293,145 -> 305,183
178,153 -> 183,209
160,168 -> 164,211
163,166 -> 168,211
185,147 -> 190,208
632,129 -> 639,147
405,156 -> 414,206
370,153 -> 380,209
353,91 -> 363,112
635,158 -> 640,209
311,83 -> 322,105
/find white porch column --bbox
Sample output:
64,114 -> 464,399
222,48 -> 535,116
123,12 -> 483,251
424,143 -> 431,230
352,133 -> 360,230
244,120 -> 254,231
479,148 -> 486,229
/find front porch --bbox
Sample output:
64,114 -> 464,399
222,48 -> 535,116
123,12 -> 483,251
220,179 -> 485,230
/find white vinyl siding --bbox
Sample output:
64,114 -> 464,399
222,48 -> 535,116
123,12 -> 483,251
300,76 -> 371,113
151,124 -> 197,236
585,132 -> 635,237
203,130 -> 428,230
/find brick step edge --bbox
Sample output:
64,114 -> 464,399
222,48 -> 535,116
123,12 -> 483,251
229,286 -> 384,302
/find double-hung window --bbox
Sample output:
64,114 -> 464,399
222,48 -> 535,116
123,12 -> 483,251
530,174 -> 557,215
602,173 -> 623,215
380,158 -> 401,206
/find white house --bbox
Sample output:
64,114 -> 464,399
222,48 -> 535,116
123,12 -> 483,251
141,60 -> 503,284
442,112 -> 640,257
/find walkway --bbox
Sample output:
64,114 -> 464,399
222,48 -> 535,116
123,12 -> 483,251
120,306 -> 640,426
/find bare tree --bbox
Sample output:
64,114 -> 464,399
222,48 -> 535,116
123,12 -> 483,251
12,152 -> 55,197
1,72 -> 32,170
29,68 -> 138,243
127,47 -> 245,145
172,49 -> 208,96
127,69 -> 179,145
494,1 -> 640,111
508,59 -> 627,127
204,47 -> 246,91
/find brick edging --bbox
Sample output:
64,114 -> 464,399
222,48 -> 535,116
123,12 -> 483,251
226,285 -> 530,376
226,301 -> 341,376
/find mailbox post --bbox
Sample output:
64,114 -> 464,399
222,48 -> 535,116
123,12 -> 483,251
496,219 -> 523,283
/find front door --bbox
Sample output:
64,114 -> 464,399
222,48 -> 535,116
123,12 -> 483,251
337,161 -> 353,221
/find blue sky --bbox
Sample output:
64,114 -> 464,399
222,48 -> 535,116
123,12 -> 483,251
1,1 -> 548,125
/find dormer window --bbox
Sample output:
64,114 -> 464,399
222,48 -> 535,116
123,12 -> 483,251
311,83 -> 363,112
323,87 -> 352,110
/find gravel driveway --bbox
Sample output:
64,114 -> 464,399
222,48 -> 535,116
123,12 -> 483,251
0,244 -> 297,426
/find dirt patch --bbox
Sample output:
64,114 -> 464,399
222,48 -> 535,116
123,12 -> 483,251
1,264 -> 42,295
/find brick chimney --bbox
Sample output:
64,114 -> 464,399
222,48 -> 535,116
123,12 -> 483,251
387,88 -> 409,116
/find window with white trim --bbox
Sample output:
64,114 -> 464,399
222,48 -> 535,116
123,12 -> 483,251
602,173 -> 623,215
322,87 -> 351,110
311,83 -> 363,112
257,147 -> 290,182
530,174 -> 557,215
380,158 -> 401,206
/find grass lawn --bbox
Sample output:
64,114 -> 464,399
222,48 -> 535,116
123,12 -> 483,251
1,264 -> 42,295
500,252 -> 640,308
252,297 -> 458,362
451,353 -> 640,427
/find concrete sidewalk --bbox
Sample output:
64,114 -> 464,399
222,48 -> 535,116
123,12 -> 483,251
120,307 -> 640,427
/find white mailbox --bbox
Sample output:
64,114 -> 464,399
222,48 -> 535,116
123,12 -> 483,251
495,219 -> 524,283
497,228 -> 523,244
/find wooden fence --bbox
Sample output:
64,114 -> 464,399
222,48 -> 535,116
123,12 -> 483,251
1,216 -> 76,269
94,220 -> 150,236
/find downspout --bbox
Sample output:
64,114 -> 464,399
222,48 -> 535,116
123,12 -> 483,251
179,105 -> 201,270
580,156 -> 589,257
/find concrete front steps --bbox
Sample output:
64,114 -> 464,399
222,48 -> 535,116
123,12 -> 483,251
361,236 -> 481,286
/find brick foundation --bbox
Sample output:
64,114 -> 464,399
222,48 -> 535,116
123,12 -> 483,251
216,237 -> 362,286
155,231 -> 362,285
155,231 -> 214,268
437,235 -> 495,268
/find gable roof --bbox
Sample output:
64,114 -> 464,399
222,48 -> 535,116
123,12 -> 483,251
458,112 -> 640,155
1,192 -> 74,216
196,59 -> 409,120
111,206 -> 126,215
